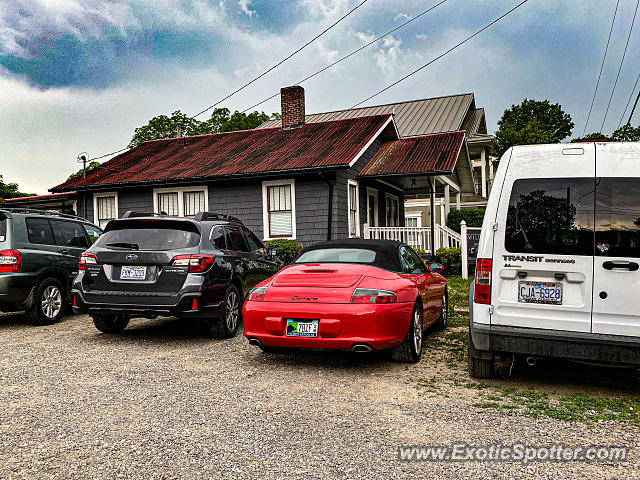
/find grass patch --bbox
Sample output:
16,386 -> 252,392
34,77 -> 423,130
445,276 -> 473,311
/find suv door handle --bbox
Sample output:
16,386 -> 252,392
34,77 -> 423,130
603,261 -> 639,271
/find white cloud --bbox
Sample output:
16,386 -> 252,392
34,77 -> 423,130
238,0 -> 256,17
416,33 -> 427,40
393,12 -> 411,22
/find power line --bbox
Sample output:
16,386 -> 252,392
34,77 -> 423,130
350,0 -> 532,109
583,0 -> 620,136
87,147 -> 129,162
240,0 -> 451,114
190,0 -> 369,119
618,70 -> 640,128
600,0 -> 640,132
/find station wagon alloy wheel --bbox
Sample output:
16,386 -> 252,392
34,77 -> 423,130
41,285 -> 62,319
226,290 -> 240,332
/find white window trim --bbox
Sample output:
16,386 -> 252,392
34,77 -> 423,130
152,185 -> 208,217
262,179 -> 296,241
366,187 -> 378,227
405,212 -> 422,227
347,179 -> 360,238
93,191 -> 118,227
385,192 -> 400,227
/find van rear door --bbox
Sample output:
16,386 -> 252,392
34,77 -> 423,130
491,144 -> 595,333
592,143 -> 640,336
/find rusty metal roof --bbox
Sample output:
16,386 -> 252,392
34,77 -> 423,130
52,115 -> 394,191
259,93 -> 475,137
359,131 -> 465,177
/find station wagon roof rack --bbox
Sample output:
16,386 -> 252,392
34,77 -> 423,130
0,207 -> 88,222
121,211 -> 169,218
194,211 -> 244,224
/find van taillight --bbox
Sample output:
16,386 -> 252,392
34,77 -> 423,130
78,252 -> 99,270
473,258 -> 492,304
0,249 -> 21,273
170,254 -> 215,273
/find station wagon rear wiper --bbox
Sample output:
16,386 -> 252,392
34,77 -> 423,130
106,242 -> 139,250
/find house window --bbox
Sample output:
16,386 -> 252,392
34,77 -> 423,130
405,214 -> 422,227
262,179 -> 296,240
94,193 -> 118,228
157,192 -> 179,216
366,187 -> 378,227
348,180 -> 360,237
386,193 -> 400,226
183,191 -> 206,217
153,186 -> 208,217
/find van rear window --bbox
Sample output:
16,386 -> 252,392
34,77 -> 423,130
0,217 -> 6,242
595,178 -> 640,258
505,178 -> 594,256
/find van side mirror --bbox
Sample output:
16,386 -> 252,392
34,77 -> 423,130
428,262 -> 444,273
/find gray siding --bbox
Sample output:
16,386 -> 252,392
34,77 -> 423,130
118,188 -> 153,217
208,182 -> 263,238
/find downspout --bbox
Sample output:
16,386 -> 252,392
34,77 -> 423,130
319,173 -> 333,241
429,176 -> 436,261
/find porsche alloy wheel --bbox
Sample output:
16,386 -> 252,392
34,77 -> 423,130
435,289 -> 448,331
391,302 -> 423,363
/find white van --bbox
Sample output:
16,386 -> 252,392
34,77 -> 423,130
469,142 -> 640,377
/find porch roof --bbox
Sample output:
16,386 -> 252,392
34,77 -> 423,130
358,131 -> 465,177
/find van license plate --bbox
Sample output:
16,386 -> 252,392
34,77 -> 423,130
518,281 -> 562,304
286,319 -> 319,337
120,266 -> 147,280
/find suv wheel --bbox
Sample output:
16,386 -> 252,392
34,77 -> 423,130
207,285 -> 242,338
92,314 -> 130,334
27,277 -> 65,325
391,301 -> 423,363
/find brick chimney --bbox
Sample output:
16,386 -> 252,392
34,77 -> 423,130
281,85 -> 305,129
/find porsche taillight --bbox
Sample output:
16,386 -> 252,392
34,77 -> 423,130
351,288 -> 397,304
170,254 -> 215,273
247,286 -> 267,301
473,258 -> 492,304
78,252 -> 98,270
0,249 -> 21,273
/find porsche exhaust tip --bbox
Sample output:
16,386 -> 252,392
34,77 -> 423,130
248,338 -> 263,347
351,343 -> 373,353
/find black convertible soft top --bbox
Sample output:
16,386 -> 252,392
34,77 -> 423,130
295,239 -> 404,271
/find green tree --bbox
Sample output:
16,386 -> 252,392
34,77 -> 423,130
0,175 -> 33,204
67,161 -> 101,181
495,99 -> 574,156
610,124 -> 640,142
128,108 -> 274,148
571,132 -> 609,142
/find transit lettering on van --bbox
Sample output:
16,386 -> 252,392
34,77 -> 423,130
502,255 -> 543,262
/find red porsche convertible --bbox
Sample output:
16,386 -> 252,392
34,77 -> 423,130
243,239 -> 448,362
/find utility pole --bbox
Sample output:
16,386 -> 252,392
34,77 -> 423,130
78,152 -> 88,219
626,90 -> 640,127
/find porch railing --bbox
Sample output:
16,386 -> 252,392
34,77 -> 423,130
363,224 -> 461,254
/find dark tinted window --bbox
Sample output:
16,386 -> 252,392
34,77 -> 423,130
226,226 -> 249,252
399,246 -> 425,274
0,217 -> 6,242
595,178 -> 640,258
95,228 -> 200,250
26,218 -> 56,245
53,220 -> 89,248
505,178 -> 594,256
243,228 -> 264,253
210,226 -> 227,250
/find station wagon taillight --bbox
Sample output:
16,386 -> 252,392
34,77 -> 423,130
78,252 -> 99,270
473,258 -> 492,304
351,288 -> 397,304
170,254 -> 215,273
0,249 -> 21,273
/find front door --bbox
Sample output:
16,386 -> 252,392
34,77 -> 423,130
592,143 -> 640,336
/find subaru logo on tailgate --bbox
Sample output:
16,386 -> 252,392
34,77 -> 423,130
125,254 -> 138,261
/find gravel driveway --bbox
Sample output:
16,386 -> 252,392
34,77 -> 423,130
0,312 -> 637,479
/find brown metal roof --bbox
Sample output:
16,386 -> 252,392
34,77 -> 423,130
359,131 -> 466,177
462,108 -> 487,137
259,93 -> 475,137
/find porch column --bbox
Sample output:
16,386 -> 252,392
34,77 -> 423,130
456,192 -> 461,210
444,184 -> 450,224
481,149 -> 487,198
429,176 -> 436,259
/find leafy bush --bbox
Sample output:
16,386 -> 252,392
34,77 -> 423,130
447,208 -> 486,233
265,239 -> 303,264
435,247 -> 462,276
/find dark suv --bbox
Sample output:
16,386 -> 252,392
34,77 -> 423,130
0,208 -> 102,324
72,211 -> 283,337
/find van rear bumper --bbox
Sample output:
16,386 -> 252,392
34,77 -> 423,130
472,323 -> 640,365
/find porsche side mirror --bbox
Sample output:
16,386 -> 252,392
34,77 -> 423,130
428,262 -> 444,273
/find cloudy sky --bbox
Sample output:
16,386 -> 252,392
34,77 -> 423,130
1,0 -> 639,194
